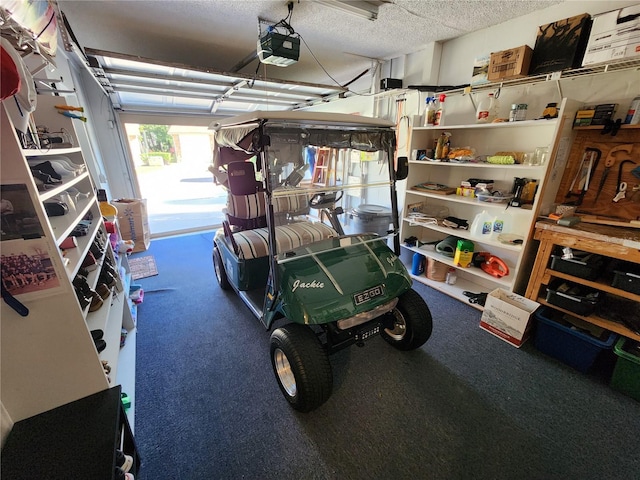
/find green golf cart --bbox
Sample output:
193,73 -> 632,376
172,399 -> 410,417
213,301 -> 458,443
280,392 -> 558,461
211,111 -> 432,412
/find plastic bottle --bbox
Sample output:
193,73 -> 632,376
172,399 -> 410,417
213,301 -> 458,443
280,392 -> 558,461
434,94 -> 446,126
434,132 -> 450,160
470,210 -> 494,238
445,268 -> 457,285
492,211 -> 512,238
97,189 -> 118,218
476,93 -> 497,123
423,97 -> 436,126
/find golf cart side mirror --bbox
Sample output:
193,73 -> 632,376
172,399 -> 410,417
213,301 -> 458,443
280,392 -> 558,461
395,156 -> 408,181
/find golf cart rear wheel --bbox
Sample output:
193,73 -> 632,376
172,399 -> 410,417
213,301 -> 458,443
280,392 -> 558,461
270,324 -> 333,412
381,288 -> 433,351
213,245 -> 231,290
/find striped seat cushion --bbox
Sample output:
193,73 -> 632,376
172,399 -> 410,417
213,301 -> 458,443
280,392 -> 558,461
233,222 -> 337,259
227,192 -> 266,219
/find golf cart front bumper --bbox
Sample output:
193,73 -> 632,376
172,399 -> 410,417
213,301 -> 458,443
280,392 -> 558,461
324,298 -> 398,353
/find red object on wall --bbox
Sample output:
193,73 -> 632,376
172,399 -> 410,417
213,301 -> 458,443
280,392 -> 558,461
0,46 -> 21,100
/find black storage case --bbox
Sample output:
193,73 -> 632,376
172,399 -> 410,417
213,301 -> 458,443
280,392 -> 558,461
546,281 -> 602,316
549,253 -> 603,280
612,270 -> 640,295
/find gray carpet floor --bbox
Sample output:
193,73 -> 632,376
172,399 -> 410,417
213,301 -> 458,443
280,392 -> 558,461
131,231 -> 640,480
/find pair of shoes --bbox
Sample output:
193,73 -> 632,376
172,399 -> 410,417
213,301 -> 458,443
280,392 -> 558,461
72,275 -> 104,312
91,329 -> 103,341
82,251 -> 98,272
70,222 -> 89,237
43,201 -> 69,217
101,359 -> 111,374
31,168 -> 63,186
90,329 -> 107,353
65,187 -> 91,202
102,359 -> 111,382
90,239 -> 105,258
29,160 -> 62,180
99,268 -> 118,289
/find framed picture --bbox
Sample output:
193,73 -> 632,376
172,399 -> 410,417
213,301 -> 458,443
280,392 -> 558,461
1,238 -> 63,301
1,183 -> 44,241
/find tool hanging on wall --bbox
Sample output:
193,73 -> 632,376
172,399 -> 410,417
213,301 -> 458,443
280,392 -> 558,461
565,147 -> 601,206
593,144 -> 634,202
613,159 -> 637,202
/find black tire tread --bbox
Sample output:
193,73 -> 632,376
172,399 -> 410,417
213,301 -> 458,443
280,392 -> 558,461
270,324 -> 333,412
213,245 -> 231,290
382,288 -> 433,351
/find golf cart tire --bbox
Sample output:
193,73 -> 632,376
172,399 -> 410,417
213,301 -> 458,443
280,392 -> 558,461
213,245 -> 231,290
270,324 -> 333,412
381,288 -> 433,351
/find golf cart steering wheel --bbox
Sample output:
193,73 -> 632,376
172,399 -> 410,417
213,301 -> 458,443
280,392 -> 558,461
281,164 -> 308,188
308,191 -> 343,209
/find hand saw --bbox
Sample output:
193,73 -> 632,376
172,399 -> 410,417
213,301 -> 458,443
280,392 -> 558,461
565,148 -> 601,205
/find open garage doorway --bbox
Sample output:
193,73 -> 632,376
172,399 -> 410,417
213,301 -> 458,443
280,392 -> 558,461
124,123 -> 226,237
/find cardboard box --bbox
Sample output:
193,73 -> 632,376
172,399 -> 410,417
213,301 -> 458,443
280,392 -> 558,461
480,288 -> 540,347
582,4 -> 640,66
113,198 -> 151,253
487,45 -> 533,81
529,13 -> 592,75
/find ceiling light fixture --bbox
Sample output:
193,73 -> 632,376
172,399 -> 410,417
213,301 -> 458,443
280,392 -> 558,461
316,0 -> 387,21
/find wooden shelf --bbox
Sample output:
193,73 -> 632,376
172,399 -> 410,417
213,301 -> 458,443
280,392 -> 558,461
403,244 -> 513,289
526,219 -> 640,342
573,124 -> 640,131
536,297 -> 640,343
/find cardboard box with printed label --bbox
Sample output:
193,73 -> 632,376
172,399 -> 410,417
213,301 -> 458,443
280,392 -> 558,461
582,4 -> 640,66
487,45 -> 533,81
113,198 -> 151,253
480,288 -> 540,347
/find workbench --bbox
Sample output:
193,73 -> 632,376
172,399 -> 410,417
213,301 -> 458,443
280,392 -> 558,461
526,219 -> 640,342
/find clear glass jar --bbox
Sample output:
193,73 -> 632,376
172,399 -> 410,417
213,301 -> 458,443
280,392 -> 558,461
509,104 -> 518,122
509,104 -> 528,122
516,104 -> 528,121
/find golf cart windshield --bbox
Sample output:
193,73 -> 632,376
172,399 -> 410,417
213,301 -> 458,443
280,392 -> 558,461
210,111 -> 400,260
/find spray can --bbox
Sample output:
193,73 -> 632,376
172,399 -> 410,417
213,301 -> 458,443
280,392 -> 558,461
625,96 -> 640,125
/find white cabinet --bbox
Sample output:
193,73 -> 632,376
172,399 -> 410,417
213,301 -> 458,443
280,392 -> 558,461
400,98 -> 580,307
1,93 -> 135,424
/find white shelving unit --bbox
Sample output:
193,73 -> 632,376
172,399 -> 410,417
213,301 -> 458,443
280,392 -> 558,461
400,97 -> 581,305
1,92 -> 135,425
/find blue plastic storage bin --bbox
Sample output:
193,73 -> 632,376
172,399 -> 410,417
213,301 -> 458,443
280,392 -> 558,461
534,307 -> 617,373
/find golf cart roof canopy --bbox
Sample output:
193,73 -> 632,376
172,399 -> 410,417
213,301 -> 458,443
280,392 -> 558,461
209,110 -> 395,130
210,111 -> 396,172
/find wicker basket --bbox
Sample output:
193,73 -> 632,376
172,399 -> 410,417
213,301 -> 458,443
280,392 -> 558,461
426,257 -> 448,281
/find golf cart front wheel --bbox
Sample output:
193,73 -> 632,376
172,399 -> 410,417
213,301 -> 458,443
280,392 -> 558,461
381,288 -> 433,351
213,244 -> 231,290
270,323 -> 333,412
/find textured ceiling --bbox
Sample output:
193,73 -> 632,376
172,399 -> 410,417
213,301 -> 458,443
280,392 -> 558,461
58,0 -> 563,87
